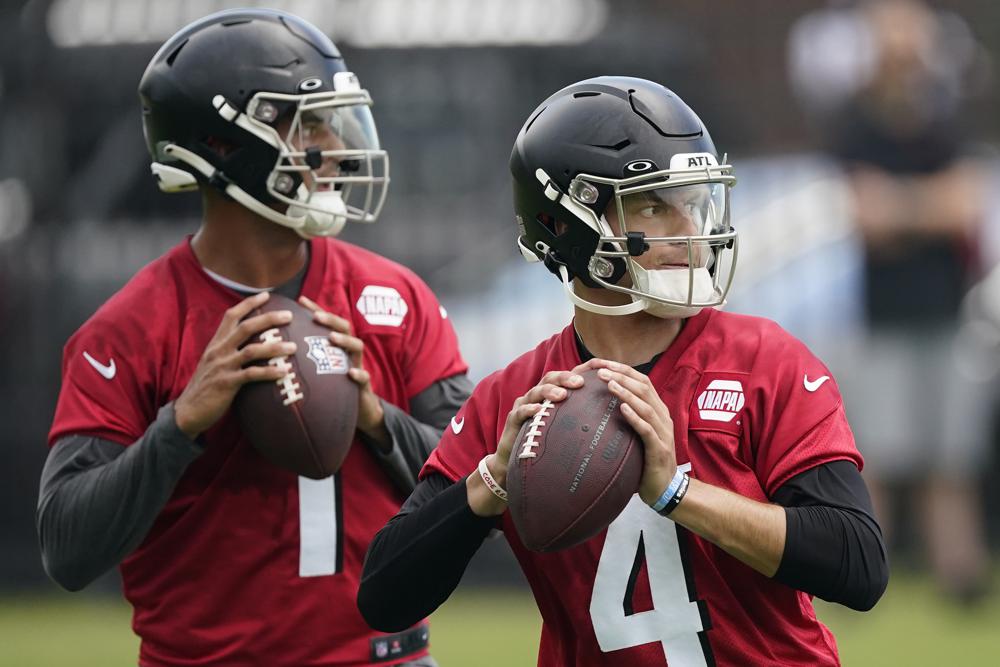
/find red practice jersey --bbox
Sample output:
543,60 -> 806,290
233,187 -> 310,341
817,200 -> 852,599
423,309 -> 860,667
49,237 -> 466,666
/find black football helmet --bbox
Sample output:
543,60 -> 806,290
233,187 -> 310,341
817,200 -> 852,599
139,9 -> 388,237
510,77 -> 737,318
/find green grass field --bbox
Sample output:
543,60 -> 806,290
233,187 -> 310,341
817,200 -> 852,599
2,570 -> 997,666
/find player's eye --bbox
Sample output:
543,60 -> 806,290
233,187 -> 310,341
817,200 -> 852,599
301,123 -> 320,140
637,205 -> 661,219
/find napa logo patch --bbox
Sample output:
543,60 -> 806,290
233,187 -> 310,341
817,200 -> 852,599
690,372 -> 748,434
356,285 -> 409,327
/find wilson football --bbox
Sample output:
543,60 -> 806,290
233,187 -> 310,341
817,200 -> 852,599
506,369 -> 642,552
234,294 -> 358,479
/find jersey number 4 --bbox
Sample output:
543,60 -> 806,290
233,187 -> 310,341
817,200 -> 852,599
298,474 -> 344,577
590,467 -> 713,665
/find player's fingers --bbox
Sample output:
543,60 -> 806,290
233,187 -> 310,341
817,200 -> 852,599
328,331 -> 363,355
597,368 -> 658,404
593,360 -> 653,386
619,401 -> 657,442
329,332 -> 364,370
496,402 -> 545,461
605,376 -> 674,445
523,383 -> 568,405
570,358 -> 604,374
300,297 -> 353,334
347,367 -> 371,388
505,401 -> 545,431
226,310 -> 294,348
623,400 -> 674,478
237,341 -> 297,366
220,291 -> 271,330
605,377 -> 662,429
235,363 -> 290,385
297,295 -> 321,312
539,370 -> 585,389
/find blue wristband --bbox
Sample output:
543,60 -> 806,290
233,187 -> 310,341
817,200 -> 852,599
651,467 -> 686,513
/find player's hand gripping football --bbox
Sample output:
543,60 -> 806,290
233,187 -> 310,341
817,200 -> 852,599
468,361 -> 602,517
174,291 -> 297,439
297,296 -> 385,441
590,360 -> 678,506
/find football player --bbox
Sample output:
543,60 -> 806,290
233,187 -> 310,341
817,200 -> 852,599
359,77 -> 889,666
37,9 -> 467,667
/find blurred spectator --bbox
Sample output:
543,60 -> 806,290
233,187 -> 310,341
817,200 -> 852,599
794,0 -> 993,603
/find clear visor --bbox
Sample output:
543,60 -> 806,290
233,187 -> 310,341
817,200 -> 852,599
607,183 -> 732,270
587,181 -> 737,310
618,183 -> 728,237
266,92 -> 389,223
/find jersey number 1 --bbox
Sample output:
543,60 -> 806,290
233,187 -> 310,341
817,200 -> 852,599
298,474 -> 343,577
590,470 -> 711,665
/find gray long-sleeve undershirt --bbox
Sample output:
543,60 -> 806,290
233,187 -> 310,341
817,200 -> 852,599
37,374 -> 472,592
365,375 -> 473,493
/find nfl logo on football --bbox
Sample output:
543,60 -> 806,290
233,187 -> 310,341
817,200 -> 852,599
304,336 -> 349,375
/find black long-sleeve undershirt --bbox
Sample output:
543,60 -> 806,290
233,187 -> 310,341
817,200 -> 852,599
359,460 -> 888,632
358,475 -> 494,632
773,460 -> 889,611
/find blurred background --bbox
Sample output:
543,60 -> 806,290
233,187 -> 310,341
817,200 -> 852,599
3,0 -> 1000,664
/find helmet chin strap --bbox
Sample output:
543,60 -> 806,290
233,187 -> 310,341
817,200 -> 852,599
558,266 -> 647,316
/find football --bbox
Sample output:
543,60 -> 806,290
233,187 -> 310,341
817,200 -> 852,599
506,369 -> 642,552
234,294 -> 358,479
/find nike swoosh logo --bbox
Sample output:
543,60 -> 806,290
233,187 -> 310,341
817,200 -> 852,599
803,374 -> 830,392
451,416 -> 465,435
83,351 -> 116,380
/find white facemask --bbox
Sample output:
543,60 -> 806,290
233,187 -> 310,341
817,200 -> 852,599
289,189 -> 348,238
629,263 -> 719,319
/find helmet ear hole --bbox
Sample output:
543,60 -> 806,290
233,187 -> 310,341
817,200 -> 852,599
537,214 -> 570,238
203,135 -> 237,158
537,213 -> 558,236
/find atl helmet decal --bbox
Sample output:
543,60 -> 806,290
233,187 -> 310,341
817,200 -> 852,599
669,152 -> 719,170
304,336 -> 348,375
696,379 -> 745,423
356,285 -> 409,327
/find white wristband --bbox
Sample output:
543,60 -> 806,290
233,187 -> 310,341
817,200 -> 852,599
477,456 -> 508,502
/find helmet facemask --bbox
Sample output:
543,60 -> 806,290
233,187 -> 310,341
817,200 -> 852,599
532,156 -> 737,319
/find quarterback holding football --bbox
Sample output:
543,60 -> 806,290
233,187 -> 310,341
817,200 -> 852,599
360,77 -> 889,666
38,9 -> 468,666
